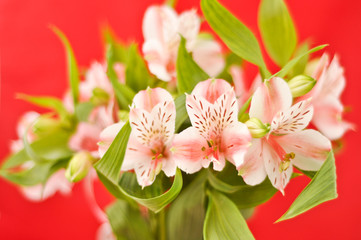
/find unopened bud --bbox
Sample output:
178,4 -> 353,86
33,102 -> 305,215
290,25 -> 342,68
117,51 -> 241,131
288,75 -> 316,98
91,87 -> 110,106
32,115 -> 60,136
65,151 -> 94,182
245,118 -> 270,138
117,110 -> 129,122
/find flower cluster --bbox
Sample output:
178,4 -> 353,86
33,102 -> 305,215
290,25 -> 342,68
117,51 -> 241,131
2,0 -> 353,239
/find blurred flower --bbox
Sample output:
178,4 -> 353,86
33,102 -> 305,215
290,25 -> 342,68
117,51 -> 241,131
96,222 -> 116,240
10,111 -> 40,153
229,66 -> 262,107
99,88 -> 177,188
171,79 -> 251,173
239,77 -> 331,194
298,54 -> 353,140
142,5 -> 224,82
21,169 -> 72,202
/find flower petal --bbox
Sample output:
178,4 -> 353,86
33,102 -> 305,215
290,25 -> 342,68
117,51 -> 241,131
150,100 -> 176,146
238,139 -> 267,186
192,39 -> 225,77
98,122 -> 125,158
270,99 -> 313,135
312,97 -> 353,140
185,93 -> 213,139
222,122 -> 251,167
171,127 -> 208,174
212,88 -> 239,133
263,140 -> 292,194
276,129 -> 331,171
69,123 -> 102,155
178,9 -> 200,47
191,79 -> 232,104
132,87 -> 174,112
142,5 -> 178,42
250,77 -> 292,123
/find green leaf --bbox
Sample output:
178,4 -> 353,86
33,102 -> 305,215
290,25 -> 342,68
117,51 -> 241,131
291,42 -> 310,76
203,190 -> 255,240
216,52 -> 243,82
50,26 -> 80,106
201,0 -> 270,78
0,163 -> 52,186
118,169 -> 183,213
214,164 -> 277,209
105,41 -> 136,110
176,36 -> 209,94
1,130 -> 73,170
167,172 -> 207,240
174,94 -> 189,132
106,200 -> 154,240
17,94 -> 69,118
94,122 -> 131,184
259,0 -> 297,66
125,44 -> 152,91
272,44 -> 328,78
207,170 -> 243,194
277,151 -> 337,222
74,102 -> 94,122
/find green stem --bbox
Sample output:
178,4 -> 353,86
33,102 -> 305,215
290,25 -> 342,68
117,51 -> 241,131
158,209 -> 167,240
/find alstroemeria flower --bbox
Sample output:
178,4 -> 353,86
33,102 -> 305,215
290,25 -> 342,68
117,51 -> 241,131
98,88 -> 177,187
230,65 -> 262,108
298,54 -> 353,140
21,168 -> 72,202
171,79 -> 251,173
142,5 -> 225,82
239,77 -> 332,194
10,111 -> 40,153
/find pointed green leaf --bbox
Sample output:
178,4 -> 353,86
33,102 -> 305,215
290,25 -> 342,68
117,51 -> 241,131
17,94 -> 69,118
94,122 -> 131,183
213,164 -> 277,209
272,44 -> 328,78
291,42 -> 310,76
176,37 -> 209,94
207,170 -> 243,194
201,0 -> 270,77
1,130 -> 72,170
106,200 -> 154,240
277,152 -> 337,222
50,26 -> 80,106
174,94 -> 189,132
259,0 -> 297,66
118,169 -> 183,213
125,44 -> 152,91
74,102 -> 94,122
204,190 -> 255,240
167,172 -> 207,240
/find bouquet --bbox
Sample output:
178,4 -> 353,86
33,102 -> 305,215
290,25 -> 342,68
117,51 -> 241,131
1,0 -> 353,239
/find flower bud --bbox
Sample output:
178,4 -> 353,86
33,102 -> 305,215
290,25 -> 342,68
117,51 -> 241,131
245,118 -> 270,138
65,151 -> 94,182
288,75 -> 316,97
91,87 -> 110,106
32,115 -> 60,136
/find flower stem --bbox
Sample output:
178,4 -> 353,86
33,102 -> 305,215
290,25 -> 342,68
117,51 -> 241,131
158,209 -> 167,240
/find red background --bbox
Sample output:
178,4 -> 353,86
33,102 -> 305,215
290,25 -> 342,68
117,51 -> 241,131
1,0 -> 360,239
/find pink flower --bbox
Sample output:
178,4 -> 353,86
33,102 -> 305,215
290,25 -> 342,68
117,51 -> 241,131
230,65 -> 262,107
171,79 -> 251,173
10,111 -> 40,153
98,122 -> 126,158
96,222 -> 116,240
69,123 -> 103,158
142,5 -> 224,82
21,169 -> 72,202
98,88 -> 177,188
239,77 -> 332,194
298,54 -> 353,140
